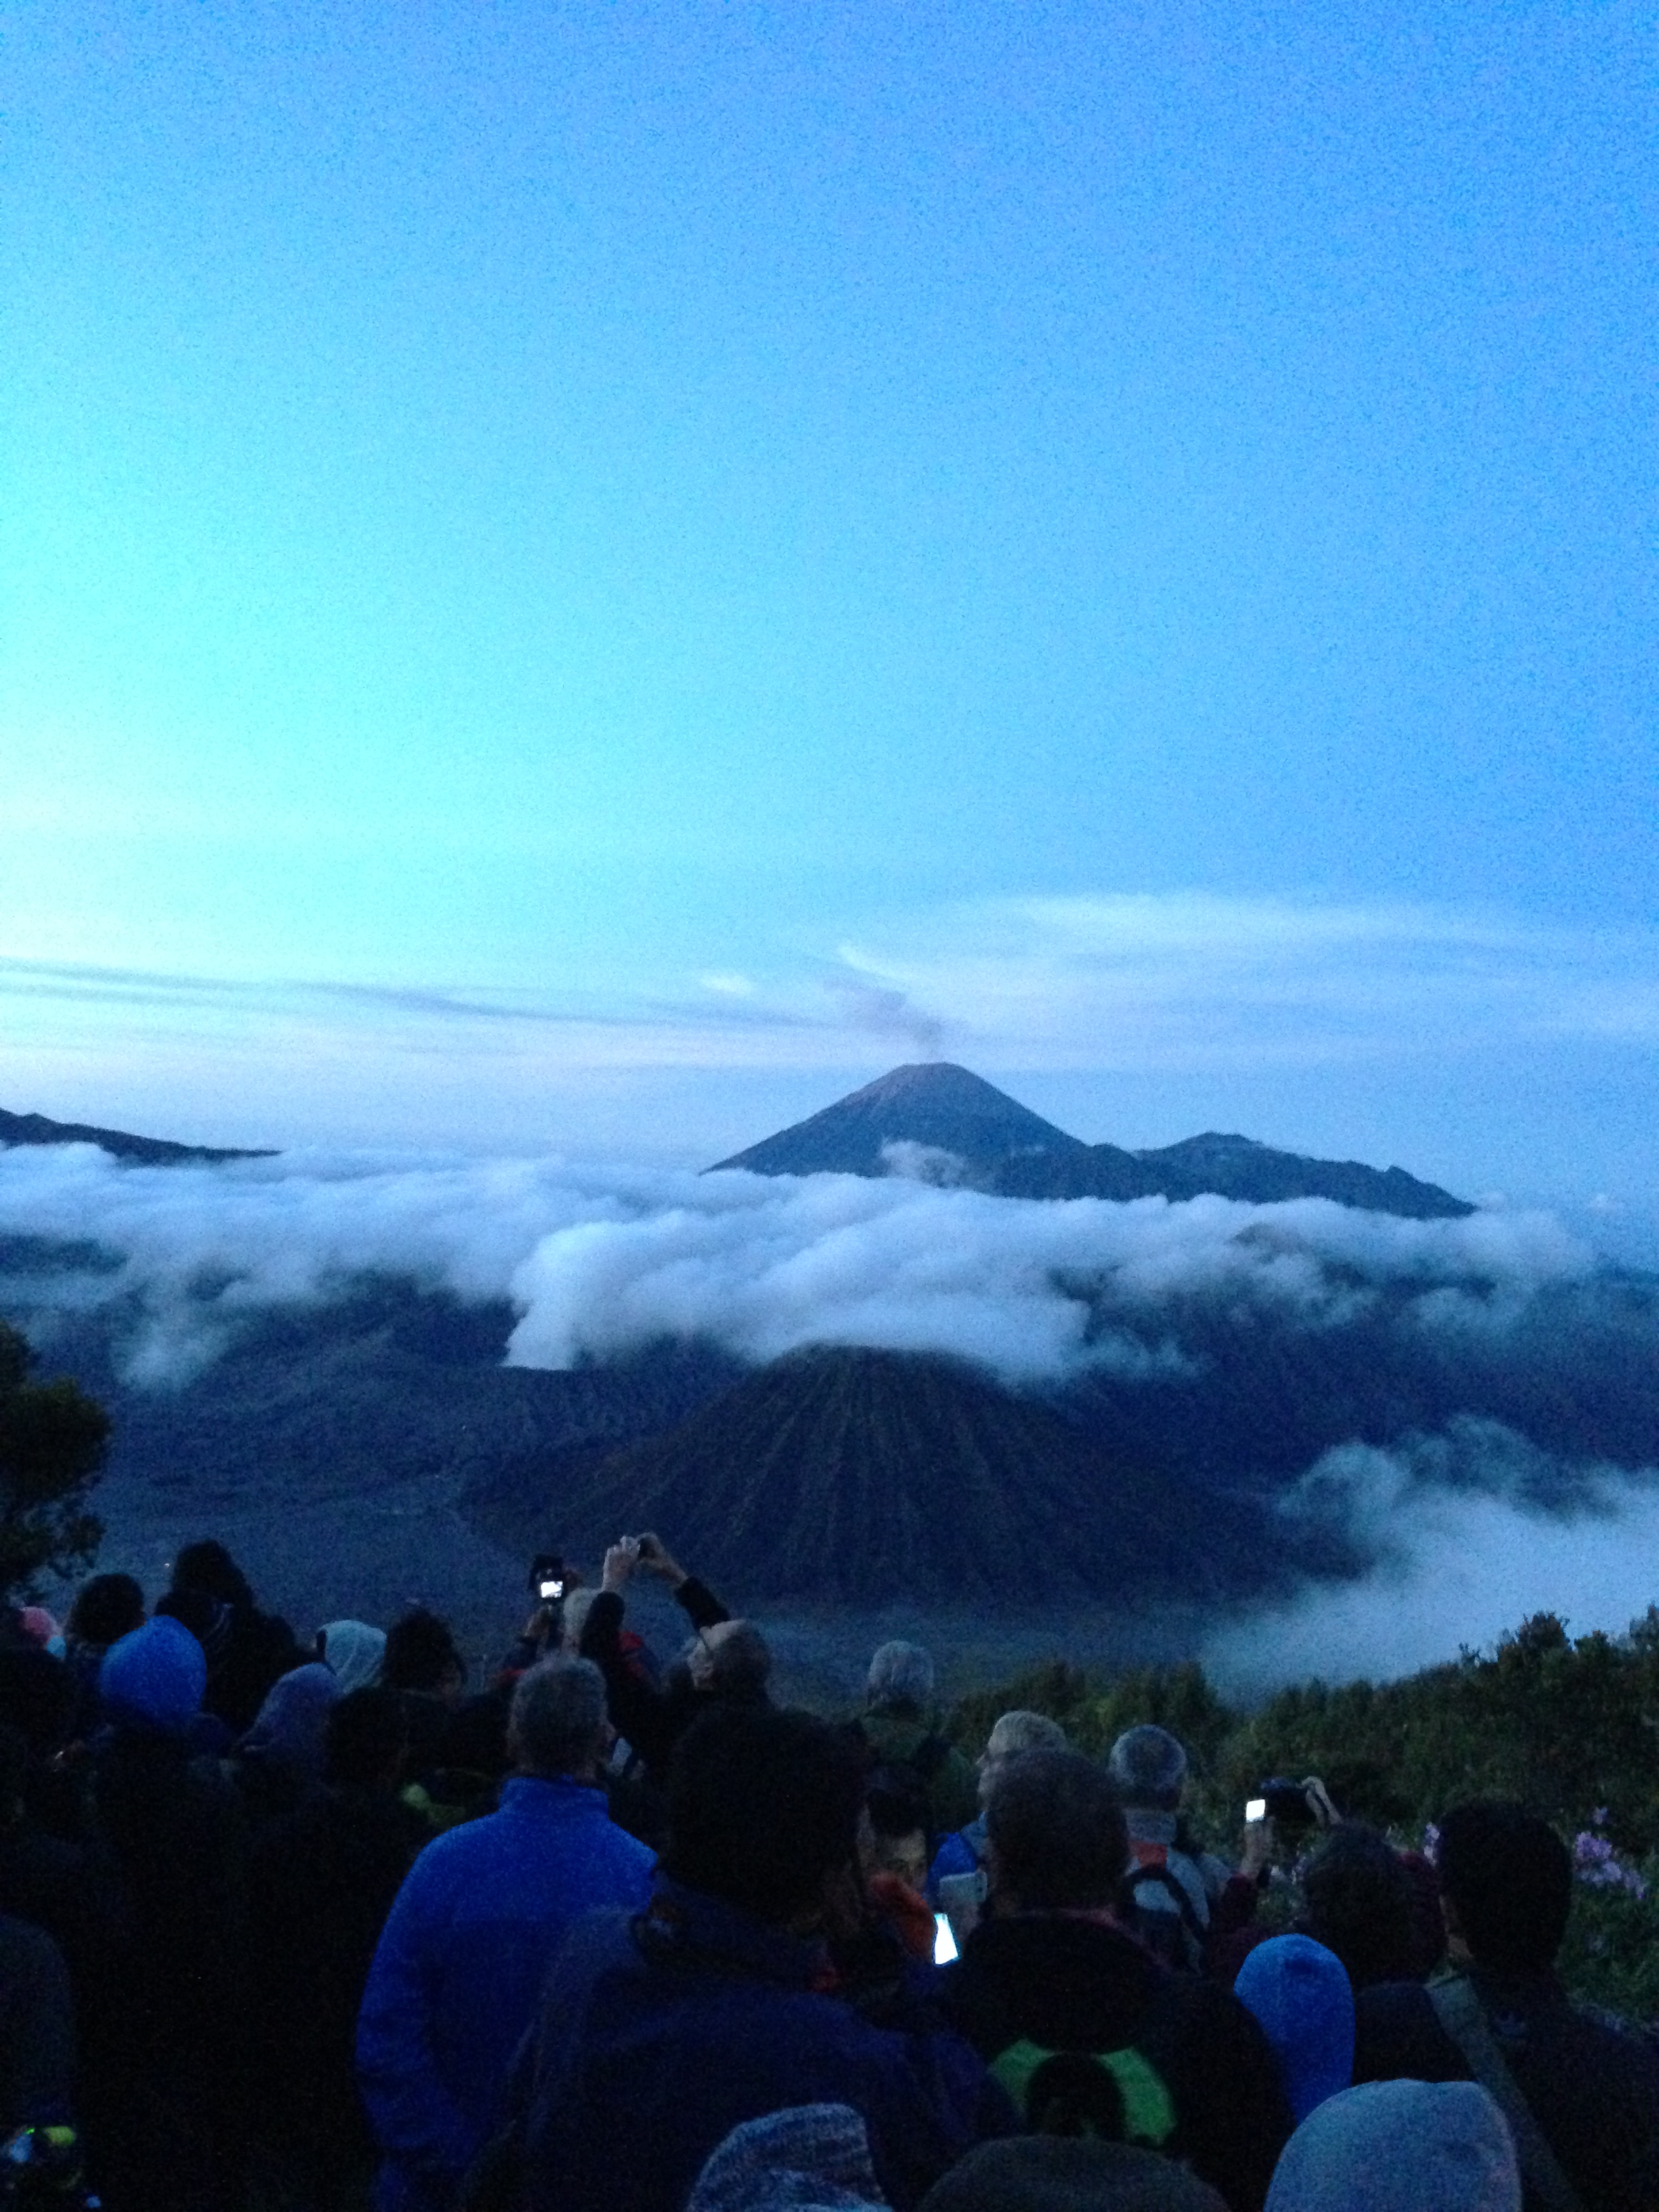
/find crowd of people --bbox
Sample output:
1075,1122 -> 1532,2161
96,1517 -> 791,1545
2,1530 -> 1658,2212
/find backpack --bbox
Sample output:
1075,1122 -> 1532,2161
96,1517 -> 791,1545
1120,1842 -> 1209,1974
991,2036 -> 1179,2148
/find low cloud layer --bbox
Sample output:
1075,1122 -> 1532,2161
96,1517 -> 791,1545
1205,1425 -> 1659,1692
0,1138 -> 1597,1388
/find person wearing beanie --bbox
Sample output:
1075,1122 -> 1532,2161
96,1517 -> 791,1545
1263,2080 -> 1520,2212
1352,1801 -> 1659,2210
687,2104 -> 893,2212
918,2138 -> 1228,2211
1232,1938 -> 1354,2125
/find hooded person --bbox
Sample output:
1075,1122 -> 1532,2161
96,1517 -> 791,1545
918,2137 -> 1229,2210
1232,1939 -> 1354,2126
234,1661 -> 342,1828
88,1617 -> 253,2210
1263,2080 -> 1520,2212
319,1618 -> 388,1694
687,2104 -> 893,2212
98,1616 -> 208,1736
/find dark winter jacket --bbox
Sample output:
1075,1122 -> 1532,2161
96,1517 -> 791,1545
512,1877 -> 1010,2212
942,1910 -> 1291,2212
0,1911 -> 75,2133
1353,1969 -> 1659,2212
249,1782 -> 430,2168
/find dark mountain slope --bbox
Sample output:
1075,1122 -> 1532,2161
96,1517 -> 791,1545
711,1063 -> 1473,1220
0,1107 -> 272,1165
496,1345 -> 1279,1607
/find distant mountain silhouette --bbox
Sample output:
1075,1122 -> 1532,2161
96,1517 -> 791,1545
712,1063 -> 1473,1220
478,1345 -> 1282,1607
0,1107 -> 272,1166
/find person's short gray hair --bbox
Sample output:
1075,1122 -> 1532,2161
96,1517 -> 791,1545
987,1709 -> 1067,1759
510,1656 -> 607,1776
865,1641 -> 935,1713
1107,1723 -> 1188,1809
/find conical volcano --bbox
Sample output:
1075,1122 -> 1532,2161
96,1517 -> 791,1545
541,1345 -> 1273,1607
709,1061 -> 1094,1182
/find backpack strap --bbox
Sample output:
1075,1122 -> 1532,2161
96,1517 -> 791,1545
1428,1977 -> 1587,2212
1123,1860 -> 1209,1966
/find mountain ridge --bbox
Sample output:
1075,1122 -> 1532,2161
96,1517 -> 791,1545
0,1107 -> 274,1167
712,1063 -> 1473,1220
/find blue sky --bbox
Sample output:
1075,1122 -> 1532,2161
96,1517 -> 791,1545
3,1 -> 1655,1197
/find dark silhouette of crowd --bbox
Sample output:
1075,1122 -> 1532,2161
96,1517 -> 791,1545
1,1535 -> 1658,2212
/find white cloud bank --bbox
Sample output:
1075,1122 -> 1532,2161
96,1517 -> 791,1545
0,1138 -> 1597,1391
1206,1429 -> 1659,1692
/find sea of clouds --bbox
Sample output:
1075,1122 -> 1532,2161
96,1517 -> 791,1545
3,1139 -> 1657,1680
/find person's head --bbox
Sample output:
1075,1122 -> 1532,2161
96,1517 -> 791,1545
152,1588 -> 233,1667
984,1749 -> 1128,1913
240,1662 -> 340,1777
508,1656 -> 609,1781
1301,1824 -> 1416,1990
558,1587 -> 600,1655
66,1573 -> 145,1650
98,1617 -> 207,1736
1233,1935 -> 1355,2125
169,1540 -> 254,1611
978,1709 -> 1068,1809
863,1765 -> 932,1887
865,1640 -> 934,1717
382,1606 -> 466,1702
663,1704 -> 867,1929
324,1685 -> 409,1788
1434,1802 -> 1572,1975
18,1608 -> 58,1650
686,1618 -> 771,1699
316,1619 -> 386,1694
1106,1725 -> 1187,1813
1263,2080 -> 1520,2212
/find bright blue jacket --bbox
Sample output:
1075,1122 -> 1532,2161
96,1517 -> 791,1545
926,1816 -> 987,1902
356,1776 -> 653,2212
516,1877 -> 1011,2212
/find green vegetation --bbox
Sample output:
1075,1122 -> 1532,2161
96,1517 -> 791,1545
0,1319 -> 108,1600
946,1612 -> 1659,2023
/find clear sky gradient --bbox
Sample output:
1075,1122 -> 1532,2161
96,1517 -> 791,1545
3,2 -> 1655,1198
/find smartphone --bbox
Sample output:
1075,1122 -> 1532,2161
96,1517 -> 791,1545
530,1553 -> 565,1603
1245,1797 -> 1268,1823
932,1912 -> 959,1966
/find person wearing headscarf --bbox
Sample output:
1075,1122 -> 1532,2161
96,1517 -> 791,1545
1263,2079 -> 1520,2212
234,1661 -> 341,1829
319,1618 -> 387,1693
1233,1938 -> 1354,2126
